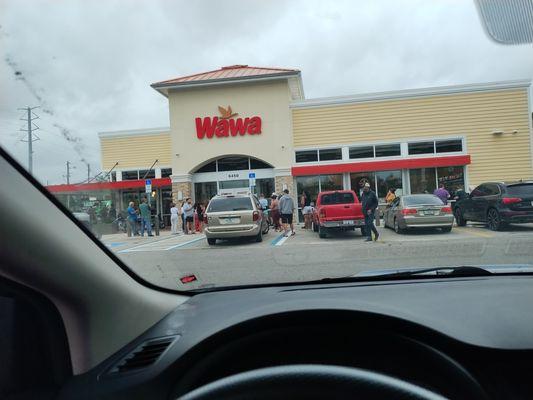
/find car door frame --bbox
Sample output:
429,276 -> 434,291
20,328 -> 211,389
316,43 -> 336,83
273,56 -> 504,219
386,197 -> 401,227
465,184 -> 487,221
479,183 -> 502,221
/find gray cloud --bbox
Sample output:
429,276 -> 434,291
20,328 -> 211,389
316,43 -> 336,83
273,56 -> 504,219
1,0 -> 532,184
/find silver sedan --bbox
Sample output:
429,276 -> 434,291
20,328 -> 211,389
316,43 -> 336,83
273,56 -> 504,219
383,194 -> 454,233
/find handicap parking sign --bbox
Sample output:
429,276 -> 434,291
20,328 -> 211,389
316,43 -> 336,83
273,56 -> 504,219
248,172 -> 256,179
145,179 -> 152,193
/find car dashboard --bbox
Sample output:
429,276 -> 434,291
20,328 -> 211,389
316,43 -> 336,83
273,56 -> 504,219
58,275 -> 533,399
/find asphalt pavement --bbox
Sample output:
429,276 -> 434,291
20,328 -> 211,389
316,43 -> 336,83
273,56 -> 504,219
102,222 -> 533,291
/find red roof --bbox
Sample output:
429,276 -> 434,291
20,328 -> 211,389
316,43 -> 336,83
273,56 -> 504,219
152,65 -> 299,87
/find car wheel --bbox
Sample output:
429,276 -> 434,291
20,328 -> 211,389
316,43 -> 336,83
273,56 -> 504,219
440,226 -> 452,233
207,238 -> 216,245
486,208 -> 503,231
454,208 -> 467,227
255,228 -> 263,242
394,218 -> 404,234
318,225 -> 327,238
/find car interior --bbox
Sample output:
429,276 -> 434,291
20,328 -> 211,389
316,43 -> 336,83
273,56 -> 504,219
3,124 -> 533,400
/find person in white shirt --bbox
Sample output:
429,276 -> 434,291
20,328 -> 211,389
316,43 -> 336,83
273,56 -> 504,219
170,203 -> 179,234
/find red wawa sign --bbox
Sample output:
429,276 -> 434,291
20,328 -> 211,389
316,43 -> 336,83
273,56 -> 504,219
195,106 -> 262,139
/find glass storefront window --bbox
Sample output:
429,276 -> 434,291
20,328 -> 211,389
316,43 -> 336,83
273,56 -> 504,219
194,181 -> 218,204
254,178 -> 275,198
196,161 -> 217,173
408,142 -> 435,155
122,170 -> 139,180
376,170 -> 403,199
375,144 -> 401,157
349,146 -> 374,159
295,150 -> 318,163
350,172 -> 376,199
219,179 -> 249,189
217,157 -> 249,171
409,168 -> 437,194
296,176 -> 320,221
250,158 -> 272,169
139,169 -> 156,179
319,174 -> 343,191
437,166 -> 465,195
436,139 -> 463,153
318,148 -> 342,161
161,168 -> 172,177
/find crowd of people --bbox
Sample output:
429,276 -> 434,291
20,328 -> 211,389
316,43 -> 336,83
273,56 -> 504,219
169,198 -> 207,235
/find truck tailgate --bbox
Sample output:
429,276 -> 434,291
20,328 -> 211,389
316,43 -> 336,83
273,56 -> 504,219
322,203 -> 364,221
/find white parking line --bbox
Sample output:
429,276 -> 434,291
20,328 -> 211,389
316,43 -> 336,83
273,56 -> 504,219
165,235 -> 206,250
117,234 -> 205,253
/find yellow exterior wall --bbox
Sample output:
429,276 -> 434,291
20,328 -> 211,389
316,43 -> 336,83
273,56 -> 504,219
292,88 -> 532,187
100,133 -> 171,170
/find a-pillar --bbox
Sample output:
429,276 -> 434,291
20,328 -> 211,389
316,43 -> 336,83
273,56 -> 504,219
171,173 -> 192,205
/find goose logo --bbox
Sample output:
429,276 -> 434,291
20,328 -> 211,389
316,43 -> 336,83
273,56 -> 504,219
195,106 -> 262,139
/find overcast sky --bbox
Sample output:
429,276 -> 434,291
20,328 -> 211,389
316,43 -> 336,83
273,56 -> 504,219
1,0 -> 532,185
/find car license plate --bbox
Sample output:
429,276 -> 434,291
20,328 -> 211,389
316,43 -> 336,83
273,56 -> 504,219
420,210 -> 435,216
342,220 -> 354,225
221,218 -> 239,224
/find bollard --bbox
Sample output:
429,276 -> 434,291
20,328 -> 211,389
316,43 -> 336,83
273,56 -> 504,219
155,214 -> 160,236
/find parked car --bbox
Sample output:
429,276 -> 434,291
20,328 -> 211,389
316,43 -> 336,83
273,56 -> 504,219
454,181 -> 533,231
383,194 -> 453,233
312,190 -> 365,238
204,194 -> 269,245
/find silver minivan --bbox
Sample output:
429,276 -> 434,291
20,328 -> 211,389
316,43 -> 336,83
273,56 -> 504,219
204,194 -> 269,245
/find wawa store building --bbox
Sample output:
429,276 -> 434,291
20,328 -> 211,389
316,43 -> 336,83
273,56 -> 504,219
47,65 -> 532,223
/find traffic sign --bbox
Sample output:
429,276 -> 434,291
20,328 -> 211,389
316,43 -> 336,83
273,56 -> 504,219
145,179 -> 152,193
248,172 -> 256,179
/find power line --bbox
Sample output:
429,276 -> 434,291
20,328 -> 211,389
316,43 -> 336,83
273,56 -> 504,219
18,106 -> 40,174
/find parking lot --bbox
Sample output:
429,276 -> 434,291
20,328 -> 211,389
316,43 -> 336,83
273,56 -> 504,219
102,222 -> 533,291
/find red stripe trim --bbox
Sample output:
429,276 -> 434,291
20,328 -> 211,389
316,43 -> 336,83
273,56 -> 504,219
46,177 -> 172,193
291,155 -> 471,176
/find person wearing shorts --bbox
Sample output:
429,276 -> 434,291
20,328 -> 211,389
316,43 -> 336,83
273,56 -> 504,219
182,198 -> 195,234
278,189 -> 295,237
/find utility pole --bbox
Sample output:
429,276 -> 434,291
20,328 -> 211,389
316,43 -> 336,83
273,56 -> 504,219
18,106 -> 40,174
66,161 -> 75,184
65,161 -> 75,210
87,164 -> 91,183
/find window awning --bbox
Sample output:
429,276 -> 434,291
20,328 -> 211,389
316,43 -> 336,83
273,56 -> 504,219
46,178 -> 172,193
291,155 -> 471,176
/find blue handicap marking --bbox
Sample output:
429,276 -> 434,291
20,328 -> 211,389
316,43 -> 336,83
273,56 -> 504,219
145,179 -> 152,185
248,172 -> 255,179
107,242 -> 125,248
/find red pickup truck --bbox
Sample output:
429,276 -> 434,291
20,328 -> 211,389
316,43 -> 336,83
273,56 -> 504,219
312,190 -> 365,238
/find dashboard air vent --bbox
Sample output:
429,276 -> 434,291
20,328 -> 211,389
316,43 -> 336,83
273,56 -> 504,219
109,335 -> 178,374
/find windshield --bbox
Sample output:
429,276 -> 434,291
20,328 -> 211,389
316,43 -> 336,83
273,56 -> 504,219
403,195 -> 444,206
507,184 -> 533,196
2,0 -> 533,292
207,198 -> 253,212
321,192 -> 355,205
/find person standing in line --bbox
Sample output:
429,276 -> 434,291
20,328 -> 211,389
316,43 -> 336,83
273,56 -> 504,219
170,202 -> 179,234
385,188 -> 397,205
126,201 -> 138,237
182,198 -> 195,234
139,198 -> 153,237
361,182 -> 379,242
270,193 -> 281,232
258,193 -> 268,211
180,201 -> 186,233
196,203 -> 205,232
279,189 -> 295,237
433,183 -> 450,204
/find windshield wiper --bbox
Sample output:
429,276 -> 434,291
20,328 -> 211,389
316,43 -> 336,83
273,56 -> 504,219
371,266 -> 494,278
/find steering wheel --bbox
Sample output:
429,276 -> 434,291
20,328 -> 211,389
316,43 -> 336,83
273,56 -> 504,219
179,364 -> 447,400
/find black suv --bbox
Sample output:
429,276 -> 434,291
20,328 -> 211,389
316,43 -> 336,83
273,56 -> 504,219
454,182 -> 533,230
